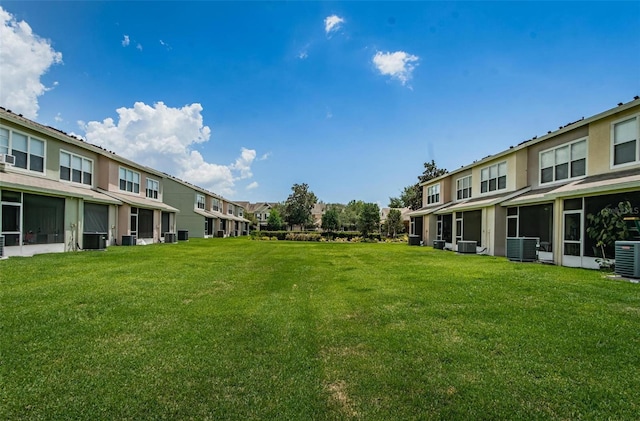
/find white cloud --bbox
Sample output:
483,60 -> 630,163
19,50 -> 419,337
54,112 -> 62,122
82,101 -> 258,196
298,50 -> 308,60
122,35 -> 130,46
136,43 -> 143,51
0,6 -> 62,119
372,51 -> 419,86
258,152 -> 271,161
246,181 -> 259,190
324,15 -> 344,35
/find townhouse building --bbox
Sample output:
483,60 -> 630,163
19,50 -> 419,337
163,176 -> 250,238
409,97 -> 640,269
0,107 -> 248,258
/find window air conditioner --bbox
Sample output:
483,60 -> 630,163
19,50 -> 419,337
458,240 -> 477,254
615,241 -> 640,278
0,154 -> 16,165
507,237 -> 539,262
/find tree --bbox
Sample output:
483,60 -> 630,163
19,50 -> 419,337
284,183 -> 318,230
266,208 -> 284,231
321,206 -> 340,231
342,200 -> 364,231
586,201 -> 632,263
385,209 -> 403,238
358,202 -> 380,238
244,212 -> 258,230
418,160 -> 448,184
388,197 -> 404,208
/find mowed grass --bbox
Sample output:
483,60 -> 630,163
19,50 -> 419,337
1,239 -> 639,420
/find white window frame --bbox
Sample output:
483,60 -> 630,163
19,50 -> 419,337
228,204 -> 234,215
146,178 -> 160,200
119,167 -> 140,194
539,137 -> 588,185
196,194 -> 205,210
456,175 -> 472,200
611,113 -> 640,168
212,198 -> 221,212
480,162 -> 507,194
426,184 -> 440,205
0,126 -> 46,173
60,150 -> 93,186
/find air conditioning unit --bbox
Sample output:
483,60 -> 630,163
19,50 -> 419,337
507,237 -> 539,262
0,154 -> 16,165
433,240 -> 446,250
615,241 -> 640,278
178,230 -> 189,241
121,235 -> 137,246
0,235 -> 4,258
458,240 -> 477,254
83,233 -> 107,250
164,232 -> 177,244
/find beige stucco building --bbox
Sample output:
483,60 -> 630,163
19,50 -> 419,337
409,97 -> 640,269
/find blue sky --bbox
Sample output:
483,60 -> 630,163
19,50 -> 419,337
1,1 -> 639,205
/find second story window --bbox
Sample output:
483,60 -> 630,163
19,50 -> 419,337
60,151 -> 93,185
540,139 -> 586,184
456,176 -> 472,200
481,162 -> 507,193
228,204 -> 234,215
612,115 -> 639,166
196,194 -> 205,209
212,198 -> 221,212
1,127 -> 45,173
146,178 -> 159,199
119,167 -> 140,193
427,184 -> 440,204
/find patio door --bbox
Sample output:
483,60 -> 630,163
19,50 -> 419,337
562,210 -> 583,267
2,202 -> 22,246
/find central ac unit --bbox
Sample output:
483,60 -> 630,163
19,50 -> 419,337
164,232 -> 177,243
0,154 -> 16,165
507,237 -> 539,262
615,241 -> 640,278
458,240 -> 477,254
0,235 -> 5,258
83,233 -> 107,250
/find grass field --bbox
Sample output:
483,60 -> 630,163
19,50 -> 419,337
1,238 -> 639,420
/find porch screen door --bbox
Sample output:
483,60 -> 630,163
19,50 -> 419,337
563,210 -> 582,267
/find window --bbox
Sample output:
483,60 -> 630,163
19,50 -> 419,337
238,208 -> 244,217
480,162 -> 507,193
427,184 -> 440,204
60,151 -> 93,185
212,198 -> 221,212
228,204 -> 234,214
456,176 -> 472,200
119,167 -> 140,193
540,139 -> 586,184
146,178 -> 159,199
0,127 -> 8,155
196,194 -> 205,209
612,115 -> 639,166
0,127 -> 45,173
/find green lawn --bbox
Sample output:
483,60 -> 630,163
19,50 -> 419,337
1,238 -> 639,420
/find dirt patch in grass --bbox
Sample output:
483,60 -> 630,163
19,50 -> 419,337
326,380 -> 359,418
